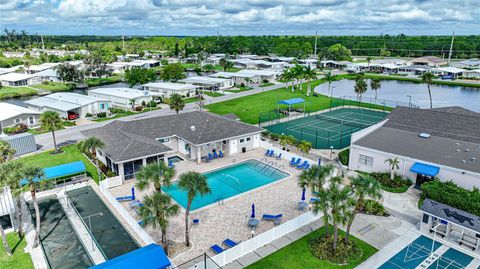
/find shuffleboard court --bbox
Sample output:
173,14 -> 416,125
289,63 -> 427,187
265,108 -> 388,149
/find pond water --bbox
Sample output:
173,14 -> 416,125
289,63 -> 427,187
314,79 -> 480,112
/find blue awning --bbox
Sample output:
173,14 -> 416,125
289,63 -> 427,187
410,162 -> 440,177
20,161 -> 86,186
278,98 -> 305,105
90,244 -> 171,269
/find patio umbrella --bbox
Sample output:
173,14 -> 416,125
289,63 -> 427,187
131,187 -> 135,200
251,203 -> 255,219
318,158 -> 322,167
301,188 -> 306,201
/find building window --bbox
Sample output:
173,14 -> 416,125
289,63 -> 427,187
14,118 -> 21,124
246,137 -> 251,142
0,214 -> 12,230
97,150 -> 103,157
359,154 -> 373,166
28,117 -> 35,124
100,103 -> 105,109
157,137 -> 170,143
240,138 -> 245,143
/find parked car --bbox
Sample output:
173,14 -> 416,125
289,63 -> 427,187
67,111 -> 79,120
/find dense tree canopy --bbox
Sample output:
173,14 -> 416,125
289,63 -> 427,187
124,67 -> 156,87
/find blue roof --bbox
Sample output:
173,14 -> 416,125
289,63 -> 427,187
90,244 -> 171,269
20,161 -> 86,186
278,98 -> 305,105
410,162 -> 440,177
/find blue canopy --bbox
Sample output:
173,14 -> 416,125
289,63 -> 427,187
20,161 -> 86,186
278,98 -> 305,105
90,244 -> 170,269
410,162 -> 440,177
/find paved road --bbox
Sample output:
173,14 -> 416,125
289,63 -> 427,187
34,83 -> 288,151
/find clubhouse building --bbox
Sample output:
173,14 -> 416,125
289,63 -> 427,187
349,106 -> 480,190
82,112 -> 263,182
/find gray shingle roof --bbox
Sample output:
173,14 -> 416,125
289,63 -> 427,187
420,198 -> 480,233
82,111 -> 263,163
384,107 -> 480,143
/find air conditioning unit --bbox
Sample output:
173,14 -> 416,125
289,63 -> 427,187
419,133 -> 430,138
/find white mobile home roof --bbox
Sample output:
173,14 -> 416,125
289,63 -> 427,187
432,67 -> 466,74
0,102 -> 40,121
88,87 -> 160,99
0,72 -> 37,82
210,72 -> 256,79
25,93 -> 107,111
143,82 -> 196,91
179,76 -> 230,85
238,69 -> 277,76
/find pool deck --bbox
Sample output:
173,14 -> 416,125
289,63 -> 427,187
107,148 -> 312,264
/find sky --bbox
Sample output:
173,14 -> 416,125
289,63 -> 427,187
1,0 -> 479,36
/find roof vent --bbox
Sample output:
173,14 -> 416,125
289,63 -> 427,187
462,160 -> 466,163
456,143 -> 460,146
190,125 -> 196,131
456,149 -> 460,152
472,157 -> 476,162
465,149 -> 470,152
419,133 -> 430,138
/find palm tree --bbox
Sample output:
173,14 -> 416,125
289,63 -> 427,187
366,56 -> 372,70
24,60 -> 31,74
292,64 -> 304,91
18,166 -> 45,248
303,66 -> 317,96
135,162 -> 174,192
345,175 -> 382,243
129,99 -> 136,110
311,189 -> 331,238
40,111 -> 63,154
328,177 -> 352,250
421,72 -> 434,109
324,71 -> 335,97
138,192 -> 179,247
370,79 -> 381,100
385,157 -> 400,180
169,93 -> 185,114
354,77 -> 368,102
297,140 -> 312,156
225,61 -> 234,72
279,68 -> 294,92
178,171 -> 211,246
0,140 -> 16,163
79,137 -> 105,180
0,161 -> 25,242
219,58 -> 228,71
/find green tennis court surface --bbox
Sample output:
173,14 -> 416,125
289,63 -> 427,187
265,108 -> 388,149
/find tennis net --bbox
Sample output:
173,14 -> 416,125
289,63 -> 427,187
315,114 -> 374,129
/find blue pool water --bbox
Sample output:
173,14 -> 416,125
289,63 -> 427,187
379,236 -> 442,269
428,248 -> 474,269
162,160 -> 289,210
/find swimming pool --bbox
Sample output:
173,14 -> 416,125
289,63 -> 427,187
162,159 -> 289,210
28,196 -> 93,269
67,186 -> 139,260
168,156 -> 184,163
379,235 -> 442,269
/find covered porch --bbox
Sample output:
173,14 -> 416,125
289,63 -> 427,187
410,162 -> 440,187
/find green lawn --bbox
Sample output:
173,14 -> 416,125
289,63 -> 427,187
86,76 -> 122,87
0,233 -> 34,269
246,227 -> 377,269
202,91 -> 225,97
225,86 -> 253,93
93,110 -> 136,122
18,144 -> 100,183
32,82 -> 74,92
0,86 -> 37,99
206,75 -> 390,124
27,121 -> 75,135
213,65 -> 241,72
184,97 -> 199,103
260,82 -> 275,87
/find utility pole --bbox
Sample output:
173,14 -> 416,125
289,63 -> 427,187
40,34 -> 45,50
314,30 -> 318,58
447,32 -> 455,65
122,36 -> 125,51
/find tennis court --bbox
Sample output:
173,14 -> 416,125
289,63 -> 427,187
265,108 -> 388,149
379,236 -> 442,269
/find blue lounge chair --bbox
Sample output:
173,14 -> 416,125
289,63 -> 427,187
208,153 -> 214,160
265,149 -> 271,156
213,151 -> 219,158
138,219 -> 144,226
168,161 -> 174,168
262,214 -> 283,225
276,153 -> 282,159
219,151 -> 224,158
303,163 -> 310,170
116,196 -> 134,202
291,158 -> 301,167
223,239 -> 239,248
289,157 -> 296,165
210,244 -> 224,254
268,150 -> 274,157
193,219 -> 199,225
297,161 -> 307,169
310,197 -> 319,203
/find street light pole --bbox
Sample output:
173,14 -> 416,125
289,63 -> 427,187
330,146 -> 334,158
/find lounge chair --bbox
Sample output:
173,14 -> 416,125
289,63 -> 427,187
223,239 -> 239,248
262,214 -> 283,225
276,153 -> 282,159
116,196 -> 134,202
297,161 -> 308,169
192,219 -> 200,225
208,153 -> 214,160
265,149 -> 271,156
210,244 -> 224,254
213,151 -> 219,158
310,197 -> 319,203
303,163 -> 310,170
219,151 -> 224,158
268,150 -> 274,157
138,219 -> 144,226
289,157 -> 296,165
291,158 -> 301,167
168,161 -> 174,168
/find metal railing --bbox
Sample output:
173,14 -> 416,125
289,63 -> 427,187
172,253 -> 222,269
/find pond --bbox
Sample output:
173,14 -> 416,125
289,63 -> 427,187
314,79 -> 480,112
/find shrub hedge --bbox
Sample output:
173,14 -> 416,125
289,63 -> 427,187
339,149 -> 349,166
420,180 -> 480,216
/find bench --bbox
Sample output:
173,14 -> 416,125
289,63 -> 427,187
459,234 -> 478,251
429,224 -> 447,238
